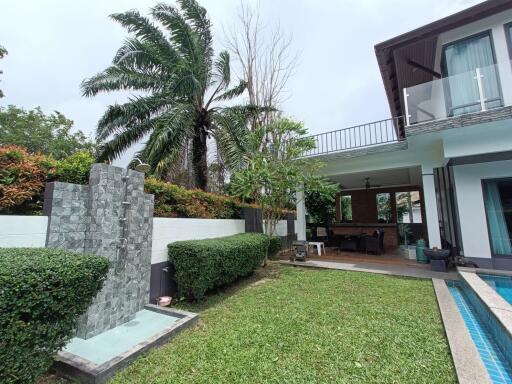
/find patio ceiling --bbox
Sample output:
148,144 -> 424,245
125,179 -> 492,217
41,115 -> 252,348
329,166 -> 421,190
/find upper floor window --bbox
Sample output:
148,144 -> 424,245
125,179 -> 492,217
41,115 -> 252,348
442,31 -> 502,116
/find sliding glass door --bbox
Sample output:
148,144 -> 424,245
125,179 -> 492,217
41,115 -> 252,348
483,179 -> 512,257
442,31 -> 502,116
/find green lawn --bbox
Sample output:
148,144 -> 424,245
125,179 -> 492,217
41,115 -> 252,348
111,264 -> 456,384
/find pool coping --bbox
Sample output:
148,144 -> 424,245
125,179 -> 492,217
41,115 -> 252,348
432,278 -> 491,384
53,305 -> 198,384
457,267 -> 512,341
459,266 -> 512,278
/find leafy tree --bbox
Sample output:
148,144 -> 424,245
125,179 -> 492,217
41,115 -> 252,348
376,193 -> 392,222
53,151 -> 95,185
81,0 -> 251,190
340,195 -> 352,222
229,118 -> 330,264
0,45 -> 6,98
305,180 -> 339,227
0,106 -> 96,159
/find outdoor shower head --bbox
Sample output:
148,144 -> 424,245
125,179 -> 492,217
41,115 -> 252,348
133,158 -> 151,174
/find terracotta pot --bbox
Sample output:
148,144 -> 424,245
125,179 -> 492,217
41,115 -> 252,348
157,296 -> 172,306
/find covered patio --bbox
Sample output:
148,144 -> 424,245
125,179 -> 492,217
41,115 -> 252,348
306,249 -> 427,268
295,165 -> 436,268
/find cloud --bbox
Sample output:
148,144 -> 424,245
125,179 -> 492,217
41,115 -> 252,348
0,0 -> 482,166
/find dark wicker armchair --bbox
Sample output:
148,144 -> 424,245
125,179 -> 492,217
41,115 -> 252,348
339,235 -> 359,251
361,230 -> 385,255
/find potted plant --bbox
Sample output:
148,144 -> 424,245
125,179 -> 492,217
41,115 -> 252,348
399,224 -> 416,260
423,247 -> 450,272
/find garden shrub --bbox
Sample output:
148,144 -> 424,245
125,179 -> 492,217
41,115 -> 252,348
53,150 -> 94,185
0,145 -> 48,213
146,177 -> 249,219
0,145 -> 95,214
268,235 -> 282,258
168,233 -> 268,300
0,248 -> 110,384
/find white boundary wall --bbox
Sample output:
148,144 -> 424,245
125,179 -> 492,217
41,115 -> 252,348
151,218 -> 245,264
0,216 -> 294,264
0,215 -> 48,247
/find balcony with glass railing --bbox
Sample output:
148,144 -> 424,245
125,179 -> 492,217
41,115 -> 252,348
303,61 -> 512,158
404,61 -> 512,126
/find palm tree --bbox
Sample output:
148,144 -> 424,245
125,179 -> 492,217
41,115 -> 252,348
81,0 -> 248,190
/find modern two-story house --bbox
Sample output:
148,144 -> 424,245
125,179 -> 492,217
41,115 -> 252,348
296,0 -> 512,270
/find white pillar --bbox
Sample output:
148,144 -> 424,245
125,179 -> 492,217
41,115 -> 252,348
296,187 -> 307,241
422,167 -> 442,248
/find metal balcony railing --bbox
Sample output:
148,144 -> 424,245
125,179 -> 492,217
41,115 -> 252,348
302,116 -> 405,157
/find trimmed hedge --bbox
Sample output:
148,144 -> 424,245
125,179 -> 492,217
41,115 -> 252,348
0,248 -> 110,384
168,233 -> 269,300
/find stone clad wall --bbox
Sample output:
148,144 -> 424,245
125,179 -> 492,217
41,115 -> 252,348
43,164 -> 154,339
43,182 -> 89,253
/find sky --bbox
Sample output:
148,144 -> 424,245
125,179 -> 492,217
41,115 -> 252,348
0,0 -> 481,166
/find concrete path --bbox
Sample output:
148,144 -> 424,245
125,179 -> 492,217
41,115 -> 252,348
280,259 -> 458,280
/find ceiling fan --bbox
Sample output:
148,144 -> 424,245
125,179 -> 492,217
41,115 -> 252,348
365,177 -> 382,189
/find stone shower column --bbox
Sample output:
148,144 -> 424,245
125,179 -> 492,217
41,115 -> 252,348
44,164 -> 154,339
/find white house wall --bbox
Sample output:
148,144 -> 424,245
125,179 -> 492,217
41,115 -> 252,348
0,215 -> 48,247
442,119 -> 512,159
453,159 -> 512,260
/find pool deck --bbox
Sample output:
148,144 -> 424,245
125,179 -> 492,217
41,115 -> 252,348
280,259 -> 458,280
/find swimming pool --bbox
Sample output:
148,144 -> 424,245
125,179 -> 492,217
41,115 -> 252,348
448,281 -> 512,383
480,274 -> 512,305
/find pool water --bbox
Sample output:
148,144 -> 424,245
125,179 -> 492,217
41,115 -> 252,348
480,274 -> 512,305
448,281 -> 512,384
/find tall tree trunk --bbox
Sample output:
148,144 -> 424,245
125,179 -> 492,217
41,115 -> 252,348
192,123 -> 208,191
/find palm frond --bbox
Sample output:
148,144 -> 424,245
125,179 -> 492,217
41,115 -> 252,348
212,104 -> 258,170
214,79 -> 247,102
214,50 -> 230,87
113,37 -> 177,73
143,103 -> 195,175
81,65 -> 164,97
110,10 -> 169,51
96,93 -> 171,140
96,117 -> 158,163
176,0 -> 213,57
151,4 -> 198,66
